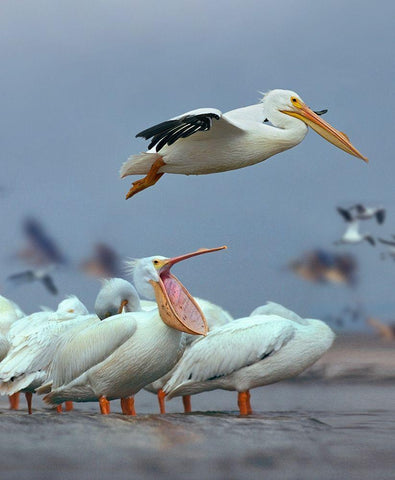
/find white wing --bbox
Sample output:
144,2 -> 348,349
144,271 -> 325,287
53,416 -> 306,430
250,302 -> 308,325
164,315 -> 295,395
0,334 -> 10,362
223,103 -> 267,124
0,314 -> 96,393
47,313 -> 137,389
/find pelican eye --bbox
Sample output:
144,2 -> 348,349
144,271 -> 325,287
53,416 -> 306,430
291,97 -> 297,103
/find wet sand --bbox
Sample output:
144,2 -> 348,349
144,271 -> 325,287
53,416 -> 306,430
1,335 -> 395,480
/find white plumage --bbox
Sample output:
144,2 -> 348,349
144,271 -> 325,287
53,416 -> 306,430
41,247 -> 225,414
0,296 -> 90,414
335,219 -> 375,246
163,303 -> 335,414
121,89 -> 367,198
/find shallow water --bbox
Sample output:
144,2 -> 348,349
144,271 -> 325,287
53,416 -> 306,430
1,382 -> 394,480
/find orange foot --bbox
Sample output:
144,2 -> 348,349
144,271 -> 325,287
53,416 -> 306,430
157,388 -> 166,414
120,397 -> 136,416
237,391 -> 251,416
9,392 -> 20,410
182,395 -> 192,413
25,392 -> 33,415
64,401 -> 74,412
246,391 -> 253,415
99,396 -> 111,415
125,157 -> 165,199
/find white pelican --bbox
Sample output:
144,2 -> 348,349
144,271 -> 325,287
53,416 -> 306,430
163,302 -> 335,415
93,277 -> 232,413
121,89 -> 367,198
0,296 -> 90,414
144,296 -> 233,413
0,295 -> 26,410
42,246 -> 226,414
335,219 -> 375,246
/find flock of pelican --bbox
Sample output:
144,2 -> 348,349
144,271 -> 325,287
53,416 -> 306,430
1,247 -> 335,415
1,88 -> 367,416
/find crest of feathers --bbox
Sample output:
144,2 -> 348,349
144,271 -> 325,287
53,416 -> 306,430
124,258 -> 139,278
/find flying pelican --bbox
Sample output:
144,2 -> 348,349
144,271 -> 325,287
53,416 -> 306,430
335,219 -> 375,246
7,267 -> 58,295
42,246 -> 226,414
163,302 -> 335,415
337,205 -> 385,224
0,295 -> 25,410
120,89 -> 367,198
0,296 -> 90,414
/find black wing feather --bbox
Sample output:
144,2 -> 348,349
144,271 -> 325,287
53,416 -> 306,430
378,238 -> 395,247
336,207 -> 353,222
42,275 -> 58,295
136,113 -> 221,152
7,271 -> 35,285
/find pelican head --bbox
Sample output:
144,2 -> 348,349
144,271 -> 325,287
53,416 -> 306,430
262,89 -> 368,162
126,246 -> 227,335
95,278 -> 142,319
57,296 -> 89,315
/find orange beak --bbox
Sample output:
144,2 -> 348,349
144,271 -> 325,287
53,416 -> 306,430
151,246 -> 227,335
281,101 -> 368,162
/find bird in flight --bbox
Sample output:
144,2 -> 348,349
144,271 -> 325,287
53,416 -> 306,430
121,89 -> 367,199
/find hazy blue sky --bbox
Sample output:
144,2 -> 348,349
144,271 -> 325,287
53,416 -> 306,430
1,1 -> 394,328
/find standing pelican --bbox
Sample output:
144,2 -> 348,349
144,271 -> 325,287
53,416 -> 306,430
144,297 -> 233,413
121,89 -> 367,198
163,302 -> 334,415
93,277 -> 232,413
0,296 -> 90,414
0,296 -> 25,410
42,246 -> 226,414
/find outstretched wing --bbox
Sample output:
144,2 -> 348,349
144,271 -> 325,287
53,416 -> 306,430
7,270 -> 35,286
42,275 -> 58,295
164,316 -> 295,396
136,108 -> 244,152
378,238 -> 395,247
336,207 -> 353,222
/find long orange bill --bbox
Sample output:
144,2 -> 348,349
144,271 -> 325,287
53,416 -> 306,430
281,102 -> 368,162
151,246 -> 227,335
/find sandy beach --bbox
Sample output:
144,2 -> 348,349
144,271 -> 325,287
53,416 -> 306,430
1,334 -> 394,480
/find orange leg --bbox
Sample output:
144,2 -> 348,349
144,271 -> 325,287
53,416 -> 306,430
117,299 -> 129,314
182,395 -> 192,413
157,388 -> 166,414
237,391 -> 250,416
9,392 -> 20,410
64,401 -> 74,411
25,392 -> 33,415
56,405 -> 63,413
125,157 -> 165,199
120,397 -> 136,416
99,396 -> 111,415
246,391 -> 253,415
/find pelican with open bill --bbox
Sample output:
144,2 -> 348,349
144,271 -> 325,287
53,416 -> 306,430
41,246 -> 227,414
150,246 -> 227,335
